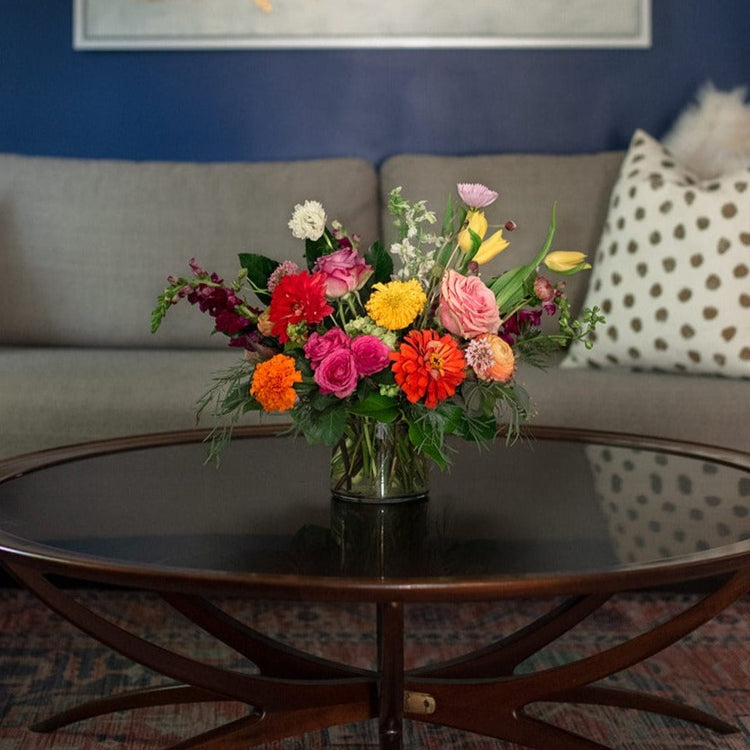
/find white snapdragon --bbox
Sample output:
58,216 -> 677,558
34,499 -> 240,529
288,200 -> 327,241
391,239 -> 435,286
387,187 -> 442,286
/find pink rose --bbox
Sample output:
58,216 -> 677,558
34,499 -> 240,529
313,248 -> 373,299
438,270 -> 501,339
351,335 -> 391,376
303,328 -> 351,367
313,348 -> 359,398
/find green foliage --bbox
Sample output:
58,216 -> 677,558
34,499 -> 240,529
238,253 -> 279,305
291,403 -> 347,447
194,362 -> 257,464
348,391 -> 400,422
150,278 -> 189,333
304,227 -> 336,270
364,241 -> 393,286
488,204 -> 556,314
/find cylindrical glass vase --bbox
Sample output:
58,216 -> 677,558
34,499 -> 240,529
330,416 -> 429,503
330,495 -> 429,576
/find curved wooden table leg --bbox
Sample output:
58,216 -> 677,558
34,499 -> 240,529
161,591 -> 371,679
403,569 -> 750,749
412,593 -> 611,678
31,684 -> 222,732
6,563 -> 376,748
551,685 -> 737,734
165,703 -> 374,750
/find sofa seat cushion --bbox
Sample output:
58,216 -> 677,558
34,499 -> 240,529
0,154 -> 379,349
0,347 -> 291,460
515,361 -> 750,453
3,347 -> 747,461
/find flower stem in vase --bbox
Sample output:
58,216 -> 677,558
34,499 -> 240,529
331,415 -> 429,503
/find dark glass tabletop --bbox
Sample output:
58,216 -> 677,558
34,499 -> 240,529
0,427 -> 748,595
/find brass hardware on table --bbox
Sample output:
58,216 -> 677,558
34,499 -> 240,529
404,691 -> 436,714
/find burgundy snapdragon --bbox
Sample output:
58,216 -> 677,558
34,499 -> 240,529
179,258 -> 258,346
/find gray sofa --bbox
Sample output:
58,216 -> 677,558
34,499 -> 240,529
1,150 -> 748,460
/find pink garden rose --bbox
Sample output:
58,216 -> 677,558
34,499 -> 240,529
438,270 -> 501,339
303,328 -> 351,367
313,248 -> 373,299
351,335 -> 391,376
313,348 -> 359,398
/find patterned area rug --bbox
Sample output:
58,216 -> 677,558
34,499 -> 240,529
0,588 -> 748,749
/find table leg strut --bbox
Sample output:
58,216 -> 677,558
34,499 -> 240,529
6,559 -> 748,750
403,569 -> 750,749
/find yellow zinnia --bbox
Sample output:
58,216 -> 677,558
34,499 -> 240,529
365,279 -> 427,331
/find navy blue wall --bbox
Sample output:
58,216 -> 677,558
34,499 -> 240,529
1,1 -> 748,165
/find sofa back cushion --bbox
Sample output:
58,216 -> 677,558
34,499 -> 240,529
0,154 -> 379,348
379,151 -> 624,317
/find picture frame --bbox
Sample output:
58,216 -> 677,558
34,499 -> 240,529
73,0 -> 651,51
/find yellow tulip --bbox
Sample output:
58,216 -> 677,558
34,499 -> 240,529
543,251 -> 591,274
473,230 -> 509,265
457,210 -> 488,252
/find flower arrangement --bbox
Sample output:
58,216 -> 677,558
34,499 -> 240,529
151,184 -> 602,497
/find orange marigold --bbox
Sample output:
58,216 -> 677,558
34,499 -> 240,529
390,329 -> 466,409
250,354 -> 302,412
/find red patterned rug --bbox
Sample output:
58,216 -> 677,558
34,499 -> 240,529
0,588 -> 748,749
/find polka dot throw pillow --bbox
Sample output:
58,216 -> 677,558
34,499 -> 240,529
564,129 -> 750,377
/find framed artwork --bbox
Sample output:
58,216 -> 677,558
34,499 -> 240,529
73,0 -> 651,50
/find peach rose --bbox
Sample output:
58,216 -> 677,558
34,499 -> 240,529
438,270 -> 501,339
257,308 -> 274,337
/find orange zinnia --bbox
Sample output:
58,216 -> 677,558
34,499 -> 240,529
390,329 -> 466,409
250,354 -> 302,412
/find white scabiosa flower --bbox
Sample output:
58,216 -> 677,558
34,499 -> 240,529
288,200 -> 327,241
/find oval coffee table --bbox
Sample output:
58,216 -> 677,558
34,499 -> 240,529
0,425 -> 748,749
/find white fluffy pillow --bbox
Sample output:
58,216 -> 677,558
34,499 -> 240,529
563,129 -> 750,378
662,83 -> 750,179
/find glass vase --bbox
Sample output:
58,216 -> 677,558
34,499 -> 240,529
330,495 -> 429,576
330,415 -> 429,503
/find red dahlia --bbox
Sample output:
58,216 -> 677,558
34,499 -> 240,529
268,271 -> 334,342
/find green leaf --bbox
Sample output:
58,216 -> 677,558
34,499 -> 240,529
304,228 -> 335,270
408,418 -> 449,470
348,392 -> 399,421
293,405 -> 347,447
441,193 -> 457,236
434,403 -> 464,434
238,253 -> 279,305
364,241 -> 393,286
455,413 -> 497,443
488,204 -> 557,313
